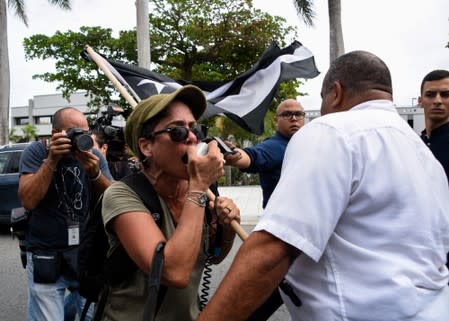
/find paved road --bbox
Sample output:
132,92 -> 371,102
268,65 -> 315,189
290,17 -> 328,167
0,226 -> 28,321
0,225 -> 289,321
203,225 -> 289,321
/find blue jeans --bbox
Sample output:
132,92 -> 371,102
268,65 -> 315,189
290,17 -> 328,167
26,252 -> 94,321
64,290 -> 80,321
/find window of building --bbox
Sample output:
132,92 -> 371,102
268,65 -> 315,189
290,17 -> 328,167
35,116 -> 52,125
15,118 -> 29,125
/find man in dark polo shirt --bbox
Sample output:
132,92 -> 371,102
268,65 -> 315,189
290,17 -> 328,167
419,69 -> 449,182
419,69 -> 449,275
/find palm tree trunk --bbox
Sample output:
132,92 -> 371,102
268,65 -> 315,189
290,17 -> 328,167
136,0 -> 151,69
0,0 -> 10,145
328,0 -> 345,62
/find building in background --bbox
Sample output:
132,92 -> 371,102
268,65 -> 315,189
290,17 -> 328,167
10,92 -> 92,139
10,92 -> 425,140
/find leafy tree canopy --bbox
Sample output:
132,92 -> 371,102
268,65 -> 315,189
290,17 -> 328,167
23,0 -> 304,139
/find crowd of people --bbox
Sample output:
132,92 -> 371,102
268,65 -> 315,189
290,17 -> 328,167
17,51 -> 449,321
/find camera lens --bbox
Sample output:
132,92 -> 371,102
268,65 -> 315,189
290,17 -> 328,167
74,134 -> 94,152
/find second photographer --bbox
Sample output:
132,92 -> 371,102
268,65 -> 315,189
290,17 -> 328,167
91,104 -> 140,180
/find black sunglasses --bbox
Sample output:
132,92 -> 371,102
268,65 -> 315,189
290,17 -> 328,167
148,126 -> 203,143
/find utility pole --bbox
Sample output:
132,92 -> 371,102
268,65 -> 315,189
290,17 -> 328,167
136,0 -> 151,69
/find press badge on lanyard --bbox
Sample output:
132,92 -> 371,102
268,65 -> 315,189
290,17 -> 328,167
67,219 -> 80,246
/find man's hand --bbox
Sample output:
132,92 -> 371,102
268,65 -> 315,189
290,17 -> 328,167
223,140 -> 250,169
74,149 -> 101,178
45,130 -> 72,169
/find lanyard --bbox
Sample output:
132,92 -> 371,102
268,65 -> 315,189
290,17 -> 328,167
55,166 -> 82,222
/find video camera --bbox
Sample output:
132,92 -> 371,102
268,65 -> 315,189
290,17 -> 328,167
93,104 -> 127,153
92,105 -> 142,178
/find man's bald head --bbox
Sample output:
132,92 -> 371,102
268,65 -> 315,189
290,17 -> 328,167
320,51 -> 393,115
276,99 -> 304,114
323,51 -> 392,96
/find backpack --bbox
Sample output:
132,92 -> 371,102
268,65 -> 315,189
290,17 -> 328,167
77,171 -> 165,320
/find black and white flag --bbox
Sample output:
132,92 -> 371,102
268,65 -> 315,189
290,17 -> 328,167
88,41 -> 319,134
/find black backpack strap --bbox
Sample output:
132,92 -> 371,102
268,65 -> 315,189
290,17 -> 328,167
121,172 -> 164,226
142,242 -> 166,321
116,172 -> 167,317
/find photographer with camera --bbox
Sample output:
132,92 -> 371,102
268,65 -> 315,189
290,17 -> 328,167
91,127 -> 108,159
18,107 -> 113,321
92,104 -> 140,180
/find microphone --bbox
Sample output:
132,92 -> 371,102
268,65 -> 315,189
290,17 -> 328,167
181,141 -> 208,164
196,142 -> 209,156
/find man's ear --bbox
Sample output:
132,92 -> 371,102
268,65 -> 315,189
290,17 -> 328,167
418,96 -> 423,108
333,81 -> 345,109
101,143 -> 108,154
326,81 -> 345,112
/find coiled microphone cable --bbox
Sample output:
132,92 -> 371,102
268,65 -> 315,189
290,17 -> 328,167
199,216 -> 223,310
199,256 -> 213,310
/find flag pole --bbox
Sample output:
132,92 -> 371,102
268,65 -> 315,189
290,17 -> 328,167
206,190 -> 248,240
84,45 -> 138,108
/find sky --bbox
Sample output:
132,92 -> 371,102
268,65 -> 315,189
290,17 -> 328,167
7,0 -> 449,111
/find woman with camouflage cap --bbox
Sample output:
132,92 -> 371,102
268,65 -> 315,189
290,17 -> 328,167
98,85 -> 240,321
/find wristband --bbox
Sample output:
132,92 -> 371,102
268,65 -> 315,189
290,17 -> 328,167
90,169 -> 102,182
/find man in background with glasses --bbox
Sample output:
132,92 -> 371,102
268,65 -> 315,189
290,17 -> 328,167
225,99 -> 305,208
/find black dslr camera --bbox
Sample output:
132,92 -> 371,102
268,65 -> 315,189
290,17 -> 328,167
66,128 -> 94,152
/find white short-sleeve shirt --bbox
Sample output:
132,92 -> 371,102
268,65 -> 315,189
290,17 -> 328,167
255,100 -> 449,321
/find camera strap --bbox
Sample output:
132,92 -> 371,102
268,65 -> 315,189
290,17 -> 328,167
39,140 -> 75,220
55,170 -> 78,220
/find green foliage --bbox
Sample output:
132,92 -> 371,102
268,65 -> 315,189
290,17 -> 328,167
149,0 -> 296,81
21,123 -> 38,141
291,0 -> 315,26
8,128 -> 21,143
23,26 -> 137,109
8,0 -> 71,27
8,124 -> 38,142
